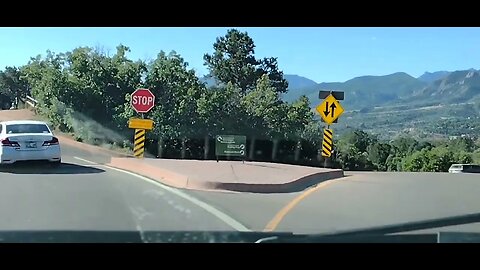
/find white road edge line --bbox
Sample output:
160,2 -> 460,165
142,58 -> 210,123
72,156 -> 250,232
105,166 -> 251,232
73,156 -> 97,165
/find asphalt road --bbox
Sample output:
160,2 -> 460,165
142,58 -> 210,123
2,141 -> 480,238
189,172 -> 480,234
0,144 -> 236,232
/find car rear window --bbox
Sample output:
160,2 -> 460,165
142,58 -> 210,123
6,124 -> 50,134
450,165 -> 462,169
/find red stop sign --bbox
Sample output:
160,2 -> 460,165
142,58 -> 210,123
131,88 -> 155,113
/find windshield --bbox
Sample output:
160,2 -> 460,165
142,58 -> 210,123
6,124 -> 50,134
0,27 -> 479,243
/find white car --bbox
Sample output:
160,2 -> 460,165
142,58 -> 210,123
0,120 -> 61,166
449,164 -> 480,174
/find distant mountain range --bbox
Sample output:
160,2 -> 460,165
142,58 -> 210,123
417,71 -> 451,83
406,69 -> 480,105
283,74 -> 318,90
282,69 -> 480,110
283,72 -> 428,109
200,68 -> 480,110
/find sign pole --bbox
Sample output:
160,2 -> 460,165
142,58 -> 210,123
129,88 -> 155,158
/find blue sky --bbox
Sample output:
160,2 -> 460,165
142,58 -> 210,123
0,27 -> 478,83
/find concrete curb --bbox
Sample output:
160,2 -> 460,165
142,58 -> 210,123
107,157 -> 344,193
212,169 -> 344,193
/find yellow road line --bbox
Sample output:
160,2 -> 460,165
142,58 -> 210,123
263,181 -> 334,232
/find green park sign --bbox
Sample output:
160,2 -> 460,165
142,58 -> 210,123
215,135 -> 247,157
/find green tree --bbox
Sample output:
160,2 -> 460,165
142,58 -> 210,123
65,45 -> 146,125
423,147 -> 455,172
21,52 -> 73,131
197,84 -> 246,136
403,149 -> 429,172
139,51 -> 206,158
337,145 -> 375,171
21,46 -> 146,146
299,119 -> 323,162
448,137 -> 476,152
197,83 -> 251,158
204,29 -> 288,94
385,154 -> 403,171
453,151 -> 473,164
0,66 -> 30,108
367,142 -> 391,171
241,75 -> 314,160
403,147 -> 461,172
414,141 -> 433,152
342,130 -> 374,153
391,137 -> 419,157
286,95 -> 313,139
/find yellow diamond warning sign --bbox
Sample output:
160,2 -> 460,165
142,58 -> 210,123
316,94 -> 344,125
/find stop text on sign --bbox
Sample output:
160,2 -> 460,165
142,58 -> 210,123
130,88 -> 155,113
132,96 -> 154,106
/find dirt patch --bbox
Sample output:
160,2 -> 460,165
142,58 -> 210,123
0,108 -> 40,121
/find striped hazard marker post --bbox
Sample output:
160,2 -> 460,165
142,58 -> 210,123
128,119 -> 154,159
134,129 -> 146,158
322,128 -> 333,157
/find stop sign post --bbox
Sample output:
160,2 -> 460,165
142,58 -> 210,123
129,88 -> 155,159
131,88 -> 155,114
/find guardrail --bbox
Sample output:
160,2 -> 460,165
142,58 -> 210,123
24,95 -> 38,108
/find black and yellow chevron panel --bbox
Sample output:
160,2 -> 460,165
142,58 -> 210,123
134,129 -> 146,158
322,128 -> 333,157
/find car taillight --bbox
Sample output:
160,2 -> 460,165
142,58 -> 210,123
43,137 -> 59,146
1,138 -> 20,147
